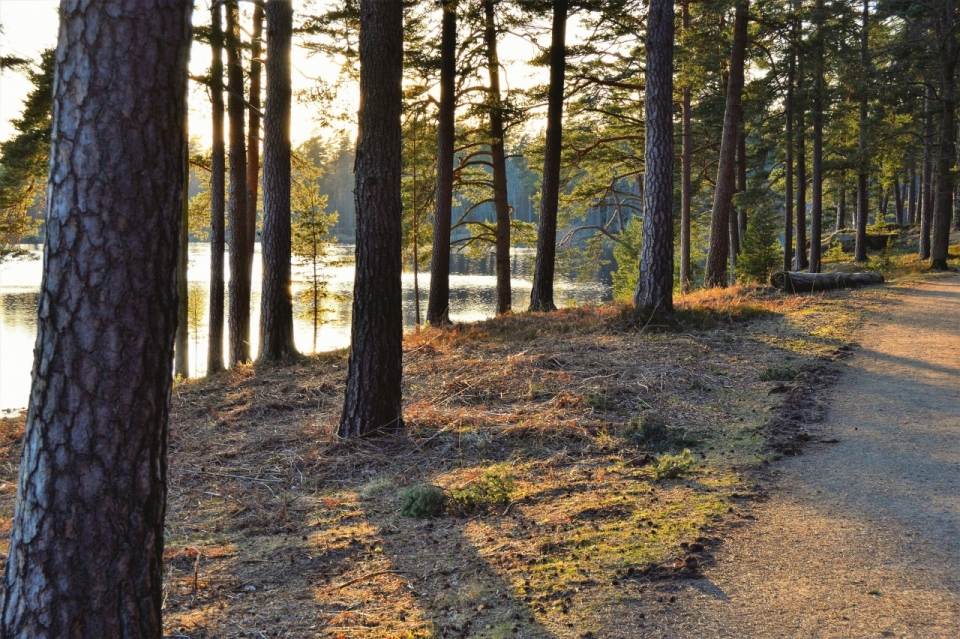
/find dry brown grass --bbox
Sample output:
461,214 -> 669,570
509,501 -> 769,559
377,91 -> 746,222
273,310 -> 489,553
0,283 -> 896,638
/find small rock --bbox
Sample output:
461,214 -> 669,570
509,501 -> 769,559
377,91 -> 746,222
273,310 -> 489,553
689,542 -> 705,552
242,584 -> 256,592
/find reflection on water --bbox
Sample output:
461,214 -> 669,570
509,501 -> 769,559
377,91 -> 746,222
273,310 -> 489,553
0,243 -> 610,412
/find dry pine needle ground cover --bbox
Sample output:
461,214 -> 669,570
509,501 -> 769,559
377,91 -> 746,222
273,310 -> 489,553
0,283 -> 893,638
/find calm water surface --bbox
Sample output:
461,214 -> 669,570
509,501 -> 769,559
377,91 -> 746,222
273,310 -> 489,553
0,243 -> 610,413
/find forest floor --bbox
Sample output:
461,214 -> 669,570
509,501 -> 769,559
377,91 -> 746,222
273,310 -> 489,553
0,237 -> 956,638
611,271 -> 960,639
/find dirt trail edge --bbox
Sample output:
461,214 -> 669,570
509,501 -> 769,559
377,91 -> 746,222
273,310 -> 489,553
636,274 -> 960,639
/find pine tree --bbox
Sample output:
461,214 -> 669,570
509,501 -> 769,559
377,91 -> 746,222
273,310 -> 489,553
0,49 -> 54,261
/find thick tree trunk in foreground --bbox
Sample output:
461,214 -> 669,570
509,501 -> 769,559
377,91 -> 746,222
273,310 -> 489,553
483,0 -> 512,315
634,0 -> 674,313
529,0 -> 568,311
854,0 -> 869,263
226,1 -> 251,366
259,0 -> 297,362
339,0 -> 404,437
0,1 -> 192,635
426,0 -> 456,326
931,1 -> 957,270
704,0 -> 748,288
921,86 -> 934,259
680,1 -> 692,293
247,4 -> 264,258
208,2 -> 227,374
771,270 -> 884,293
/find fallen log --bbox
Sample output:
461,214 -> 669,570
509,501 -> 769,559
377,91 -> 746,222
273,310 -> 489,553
770,271 -> 884,293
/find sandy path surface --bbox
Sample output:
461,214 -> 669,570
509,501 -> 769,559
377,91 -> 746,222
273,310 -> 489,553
638,274 -> 960,638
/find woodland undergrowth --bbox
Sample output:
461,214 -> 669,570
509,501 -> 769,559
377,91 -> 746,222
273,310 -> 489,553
0,264 -> 948,638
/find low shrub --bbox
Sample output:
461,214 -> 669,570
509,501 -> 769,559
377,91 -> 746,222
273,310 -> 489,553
652,449 -> 695,480
450,471 -> 514,513
759,365 -> 799,382
622,415 -> 697,452
399,484 -> 446,518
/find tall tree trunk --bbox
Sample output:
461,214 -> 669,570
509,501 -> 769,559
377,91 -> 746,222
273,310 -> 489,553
917,176 -> 924,229
894,178 -> 904,225
339,0 -> 404,437
955,182 -> 960,230
247,4 -> 264,259
921,85 -> 934,259
634,0 -> 674,313
931,1 -> 957,270
483,0 -> 512,314
0,1 -> 192,635
908,160 -> 917,224
796,53 -> 809,270
208,1 -> 227,374
854,0 -> 869,262
704,0 -> 749,288
784,45 -> 795,272
529,0 -> 568,310
737,119 -> 748,239
176,117 -> 190,377
426,0 -> 456,325
836,181 -> 846,231
809,0 -> 825,273
730,124 -> 747,274
226,1 -> 251,366
259,0 -> 297,362
680,1 -> 692,293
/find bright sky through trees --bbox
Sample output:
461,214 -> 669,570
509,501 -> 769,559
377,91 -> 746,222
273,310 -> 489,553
0,0 -> 552,147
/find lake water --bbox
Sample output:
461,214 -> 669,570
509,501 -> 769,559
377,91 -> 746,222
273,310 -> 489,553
0,243 -> 610,413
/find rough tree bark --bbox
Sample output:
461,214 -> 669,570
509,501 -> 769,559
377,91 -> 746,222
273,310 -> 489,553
426,0 -> 456,326
634,0 -> 674,314
704,0 -> 748,288
931,0 -> 958,270
247,3 -> 264,259
483,0 -> 512,315
680,0 -> 692,293
339,0 -> 404,437
771,270 -> 884,293
921,85 -> 934,259
0,1 -> 192,635
208,1 -> 227,374
258,0 -> 297,362
809,0 -> 825,273
855,0 -> 869,263
529,0 -> 568,311
226,0 -> 251,366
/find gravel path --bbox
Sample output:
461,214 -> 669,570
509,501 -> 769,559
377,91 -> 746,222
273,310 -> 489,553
640,274 -> 960,638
